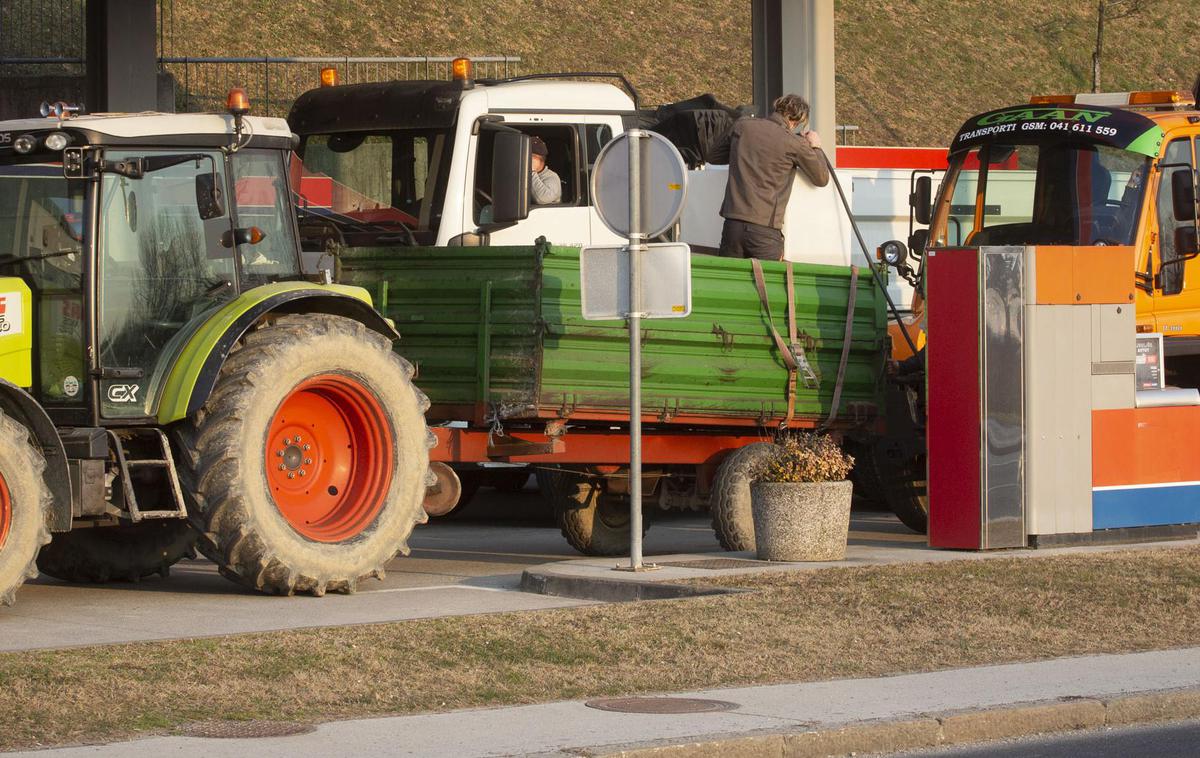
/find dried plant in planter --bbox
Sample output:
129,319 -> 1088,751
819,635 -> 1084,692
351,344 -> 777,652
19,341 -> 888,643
762,433 -> 855,484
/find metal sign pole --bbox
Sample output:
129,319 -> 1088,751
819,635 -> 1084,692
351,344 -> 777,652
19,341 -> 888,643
626,129 -> 645,571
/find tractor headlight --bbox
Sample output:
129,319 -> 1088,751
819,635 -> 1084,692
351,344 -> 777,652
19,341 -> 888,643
13,134 -> 36,154
44,131 -> 70,151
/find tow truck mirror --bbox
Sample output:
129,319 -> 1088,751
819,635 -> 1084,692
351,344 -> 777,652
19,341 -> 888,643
911,175 -> 932,226
908,228 -> 929,257
1176,226 -> 1199,257
1172,170 -> 1197,222
195,173 -> 225,220
490,131 -> 531,225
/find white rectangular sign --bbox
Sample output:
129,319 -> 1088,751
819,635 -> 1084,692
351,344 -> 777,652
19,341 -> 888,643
579,243 -> 692,321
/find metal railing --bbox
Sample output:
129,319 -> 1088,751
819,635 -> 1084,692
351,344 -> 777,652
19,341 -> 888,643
0,0 -> 86,75
158,55 -> 522,118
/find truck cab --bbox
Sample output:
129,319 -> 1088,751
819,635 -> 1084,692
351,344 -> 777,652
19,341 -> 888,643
897,88 -> 1200,381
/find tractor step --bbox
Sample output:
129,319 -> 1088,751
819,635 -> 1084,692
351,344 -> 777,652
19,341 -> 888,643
107,429 -> 187,522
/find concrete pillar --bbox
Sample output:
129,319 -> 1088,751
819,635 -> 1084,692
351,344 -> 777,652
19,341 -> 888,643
752,0 -> 837,165
86,0 -> 158,113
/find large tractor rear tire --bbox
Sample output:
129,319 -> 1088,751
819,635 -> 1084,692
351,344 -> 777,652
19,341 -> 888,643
36,520 -> 197,583
709,442 -> 778,552
176,314 -> 432,596
870,443 -> 928,534
0,411 -> 52,606
538,467 -> 648,556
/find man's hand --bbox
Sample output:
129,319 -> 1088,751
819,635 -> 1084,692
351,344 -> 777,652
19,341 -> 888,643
804,130 -> 823,150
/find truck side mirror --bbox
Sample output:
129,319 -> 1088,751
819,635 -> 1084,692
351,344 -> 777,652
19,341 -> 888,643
490,131 -> 531,225
908,228 -> 929,257
1173,170 -> 1197,222
1176,225 -> 1199,257
911,175 -> 932,226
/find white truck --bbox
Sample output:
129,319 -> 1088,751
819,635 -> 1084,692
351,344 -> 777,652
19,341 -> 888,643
287,62 -> 940,312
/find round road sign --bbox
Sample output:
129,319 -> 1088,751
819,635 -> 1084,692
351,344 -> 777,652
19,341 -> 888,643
591,130 -> 688,239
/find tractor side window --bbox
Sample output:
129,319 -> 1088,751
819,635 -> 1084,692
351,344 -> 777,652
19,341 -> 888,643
0,161 -> 86,404
232,149 -> 301,286
98,149 -> 235,418
1157,139 -> 1192,296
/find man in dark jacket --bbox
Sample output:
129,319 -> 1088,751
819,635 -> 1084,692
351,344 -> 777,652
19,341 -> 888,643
714,94 -> 829,260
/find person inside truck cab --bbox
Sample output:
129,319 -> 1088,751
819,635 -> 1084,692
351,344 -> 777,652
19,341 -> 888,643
710,93 -> 829,261
530,136 -> 562,205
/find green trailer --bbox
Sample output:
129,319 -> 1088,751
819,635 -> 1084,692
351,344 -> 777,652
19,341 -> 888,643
333,239 -> 891,554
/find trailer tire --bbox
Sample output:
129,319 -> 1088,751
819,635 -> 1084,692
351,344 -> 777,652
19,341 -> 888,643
0,411 -> 52,606
540,467 -> 648,556
710,442 -> 778,552
176,314 -> 432,596
36,520 -> 197,583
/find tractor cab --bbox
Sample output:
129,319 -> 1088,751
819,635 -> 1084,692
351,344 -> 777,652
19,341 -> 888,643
0,94 -> 302,423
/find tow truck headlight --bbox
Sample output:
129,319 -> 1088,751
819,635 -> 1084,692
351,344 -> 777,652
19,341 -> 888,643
879,240 -> 908,267
13,134 -> 36,154
44,131 -> 70,151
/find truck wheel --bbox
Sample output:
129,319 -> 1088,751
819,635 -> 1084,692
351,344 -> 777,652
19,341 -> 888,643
540,467 -> 647,556
0,412 -> 52,606
36,520 -> 197,583
710,442 -> 778,552
872,446 -> 928,534
176,314 -> 432,596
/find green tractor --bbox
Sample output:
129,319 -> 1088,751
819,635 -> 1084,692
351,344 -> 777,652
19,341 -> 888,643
0,95 -> 432,605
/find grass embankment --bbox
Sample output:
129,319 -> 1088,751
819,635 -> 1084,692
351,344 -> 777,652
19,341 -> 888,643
3,546 -> 1199,750
164,0 -> 1200,145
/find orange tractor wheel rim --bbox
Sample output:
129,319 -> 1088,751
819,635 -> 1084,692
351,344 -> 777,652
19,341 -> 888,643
0,470 -> 10,550
265,374 -> 394,542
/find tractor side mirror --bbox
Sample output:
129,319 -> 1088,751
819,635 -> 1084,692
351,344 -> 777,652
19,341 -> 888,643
195,172 -> 225,221
489,130 -> 531,225
1173,170 -> 1197,222
1176,225 -> 1199,257
911,175 -> 932,226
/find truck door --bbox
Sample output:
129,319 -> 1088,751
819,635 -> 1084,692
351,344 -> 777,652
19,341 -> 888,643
1150,137 -> 1196,340
479,121 -> 592,247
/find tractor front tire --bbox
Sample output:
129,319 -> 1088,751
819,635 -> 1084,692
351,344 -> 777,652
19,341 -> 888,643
36,520 -> 197,583
539,467 -> 647,556
709,442 -> 779,552
177,314 -> 432,596
0,411 -> 52,606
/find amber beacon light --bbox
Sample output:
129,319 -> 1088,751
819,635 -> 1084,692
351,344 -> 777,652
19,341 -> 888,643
452,57 -> 473,81
226,88 -> 251,116
320,67 -> 339,87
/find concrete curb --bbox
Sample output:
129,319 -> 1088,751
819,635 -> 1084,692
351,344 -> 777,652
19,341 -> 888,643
518,570 -> 744,602
594,688 -> 1200,757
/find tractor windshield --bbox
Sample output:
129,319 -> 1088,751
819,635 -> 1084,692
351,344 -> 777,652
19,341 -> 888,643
930,142 -> 1150,248
0,158 -> 87,404
292,128 -> 456,249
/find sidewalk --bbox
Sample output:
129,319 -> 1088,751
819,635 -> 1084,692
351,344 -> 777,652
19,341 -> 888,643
16,647 -> 1200,757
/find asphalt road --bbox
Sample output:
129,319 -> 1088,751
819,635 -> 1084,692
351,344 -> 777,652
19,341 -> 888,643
890,719 -> 1200,757
0,480 -> 917,652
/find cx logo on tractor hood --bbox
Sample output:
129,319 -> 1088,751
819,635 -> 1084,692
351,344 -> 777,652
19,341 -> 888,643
976,107 -> 1112,126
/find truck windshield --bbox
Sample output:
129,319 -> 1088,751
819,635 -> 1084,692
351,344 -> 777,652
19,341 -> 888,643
0,159 -> 87,404
294,129 -> 454,247
931,142 -> 1150,248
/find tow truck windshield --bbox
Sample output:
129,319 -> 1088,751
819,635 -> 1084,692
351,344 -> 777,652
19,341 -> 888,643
931,141 -> 1150,249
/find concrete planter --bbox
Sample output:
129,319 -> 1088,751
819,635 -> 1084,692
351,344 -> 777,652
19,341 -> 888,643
750,480 -> 853,561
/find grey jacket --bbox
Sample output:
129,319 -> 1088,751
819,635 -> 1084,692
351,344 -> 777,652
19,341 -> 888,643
531,166 -> 562,204
714,113 -> 829,230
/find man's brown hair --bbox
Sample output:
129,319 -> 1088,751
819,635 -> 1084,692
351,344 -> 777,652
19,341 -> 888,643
772,93 -> 810,127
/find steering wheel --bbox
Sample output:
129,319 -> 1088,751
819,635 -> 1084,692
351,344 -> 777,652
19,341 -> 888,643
475,188 -> 494,205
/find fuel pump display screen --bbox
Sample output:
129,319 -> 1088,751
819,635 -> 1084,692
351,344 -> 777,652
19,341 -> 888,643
1135,333 -> 1164,390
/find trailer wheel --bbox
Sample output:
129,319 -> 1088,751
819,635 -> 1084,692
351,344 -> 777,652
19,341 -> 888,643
709,442 -> 778,552
0,411 -> 52,606
539,467 -> 648,556
176,314 -> 432,596
36,520 -> 197,583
